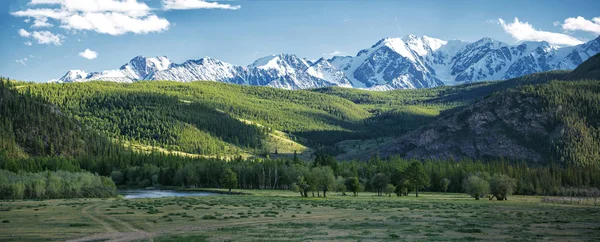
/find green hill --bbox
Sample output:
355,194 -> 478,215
0,79 -> 138,174
572,52 -> 600,78
11,81 -> 373,158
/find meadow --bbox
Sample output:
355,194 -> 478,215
1,190 -> 599,241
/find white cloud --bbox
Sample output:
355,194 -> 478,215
32,17 -> 53,27
29,0 -> 151,16
498,17 -> 584,46
15,58 -> 28,66
63,12 -> 170,35
12,0 -> 241,41
79,48 -> 98,59
163,0 -> 241,10
12,0 -> 169,36
31,31 -> 63,45
323,50 -> 349,57
19,29 -> 63,45
11,8 -> 70,19
29,0 -> 62,4
19,29 -> 31,37
562,16 -> 600,35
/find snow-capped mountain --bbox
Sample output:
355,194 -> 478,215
55,35 -> 600,90
58,56 -> 173,83
121,56 -> 172,80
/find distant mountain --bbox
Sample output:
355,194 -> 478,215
55,35 -> 600,90
57,56 -> 172,83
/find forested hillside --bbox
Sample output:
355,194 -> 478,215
18,81 -> 375,155
0,79 -> 125,160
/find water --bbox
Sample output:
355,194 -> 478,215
119,189 -> 221,199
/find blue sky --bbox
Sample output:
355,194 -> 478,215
1,0 -> 600,82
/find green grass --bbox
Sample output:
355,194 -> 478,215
1,191 -> 598,241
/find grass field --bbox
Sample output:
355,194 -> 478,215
1,191 -> 599,241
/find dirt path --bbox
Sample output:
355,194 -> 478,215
93,204 -> 146,234
80,204 -> 117,233
67,203 -> 150,242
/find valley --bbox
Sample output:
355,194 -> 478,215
3,1 -> 600,241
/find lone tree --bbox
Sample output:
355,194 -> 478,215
305,168 -> 319,197
293,150 -> 301,164
404,161 -> 429,197
335,177 -> 347,196
110,170 -> 124,185
345,177 -> 363,196
384,184 -> 396,197
371,173 -> 389,196
396,179 -> 411,196
295,176 -> 310,197
220,168 -> 238,193
463,175 -> 489,200
490,174 -> 516,200
314,166 -> 336,197
440,178 -> 451,193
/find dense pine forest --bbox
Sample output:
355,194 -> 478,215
0,53 -> 599,199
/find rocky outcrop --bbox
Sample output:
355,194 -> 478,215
376,91 -> 562,162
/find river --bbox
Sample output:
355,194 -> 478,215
119,189 -> 221,199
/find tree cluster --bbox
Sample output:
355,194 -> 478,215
0,169 -> 117,199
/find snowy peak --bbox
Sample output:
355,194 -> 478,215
367,37 -> 417,61
306,58 -> 352,88
120,56 -> 172,80
183,57 -> 232,67
59,70 -> 88,83
249,54 -> 310,76
402,35 -> 448,56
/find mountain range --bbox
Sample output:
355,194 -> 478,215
55,35 -> 600,90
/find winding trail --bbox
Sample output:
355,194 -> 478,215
67,203 -> 150,242
80,204 -> 116,233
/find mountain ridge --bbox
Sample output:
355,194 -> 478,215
55,35 -> 600,90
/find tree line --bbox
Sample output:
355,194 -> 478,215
55,153 -> 599,198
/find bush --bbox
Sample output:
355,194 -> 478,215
463,175 -> 490,200
490,174 -> 516,200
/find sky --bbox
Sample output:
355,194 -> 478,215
1,0 -> 600,82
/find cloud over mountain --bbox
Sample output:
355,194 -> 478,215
498,17 -> 584,46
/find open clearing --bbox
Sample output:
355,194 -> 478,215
1,191 -> 599,241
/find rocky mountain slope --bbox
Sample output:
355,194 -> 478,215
55,35 -> 600,90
